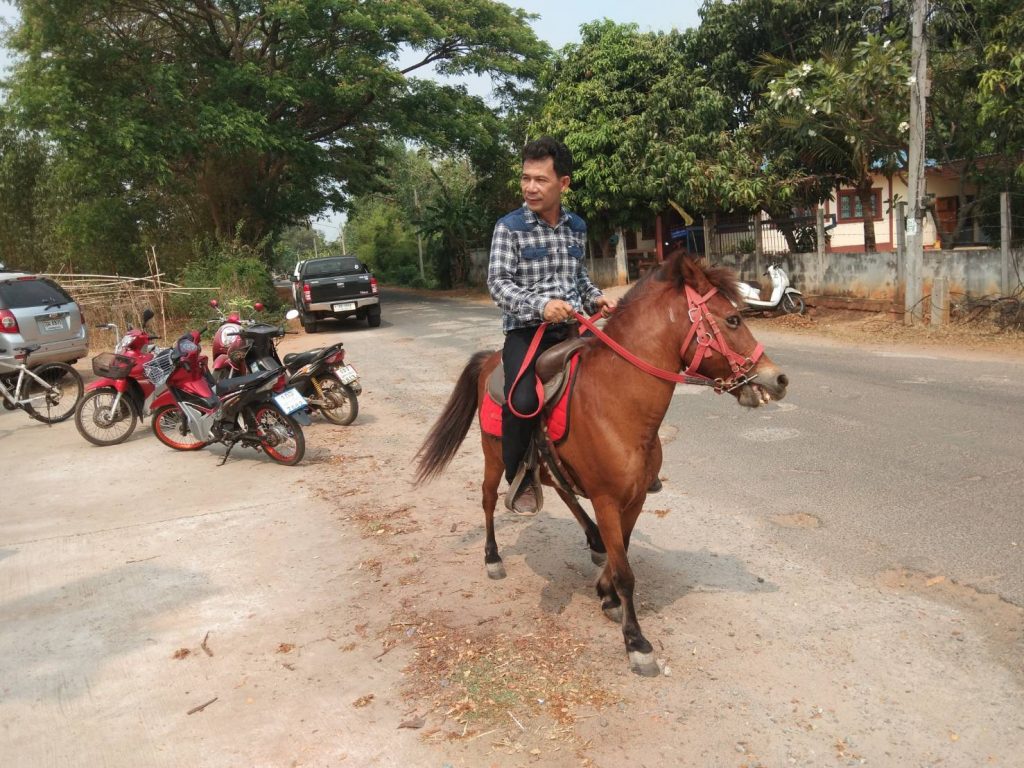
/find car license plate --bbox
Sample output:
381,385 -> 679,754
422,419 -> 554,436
273,387 -> 308,415
335,365 -> 358,385
41,317 -> 66,332
332,302 -> 356,312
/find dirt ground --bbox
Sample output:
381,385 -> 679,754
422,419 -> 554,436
2,291 -> 1022,768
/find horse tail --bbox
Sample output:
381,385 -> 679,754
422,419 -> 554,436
414,350 -> 492,485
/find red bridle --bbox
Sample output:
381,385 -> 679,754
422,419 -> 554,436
574,284 -> 764,394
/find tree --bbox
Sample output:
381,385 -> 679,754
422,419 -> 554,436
536,20 -> 797,251
416,163 -> 487,287
686,0 -> 892,241
4,0 -> 549,251
272,224 -> 332,275
686,0 -> 887,126
0,109 -> 151,274
977,3 -> 1024,180
344,196 -> 419,284
756,32 -> 910,252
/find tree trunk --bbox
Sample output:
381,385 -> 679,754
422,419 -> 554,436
857,180 -> 877,253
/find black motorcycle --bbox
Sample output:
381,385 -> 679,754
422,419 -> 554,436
279,343 -> 360,426
224,323 -> 361,426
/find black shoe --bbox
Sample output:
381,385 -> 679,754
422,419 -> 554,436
512,485 -> 538,516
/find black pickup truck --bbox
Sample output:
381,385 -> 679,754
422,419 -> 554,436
290,256 -> 381,333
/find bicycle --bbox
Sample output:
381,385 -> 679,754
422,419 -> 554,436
0,344 -> 84,423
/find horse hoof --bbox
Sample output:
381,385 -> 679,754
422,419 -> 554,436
602,603 -> 623,623
590,549 -> 607,566
486,561 -> 507,580
628,651 -> 660,677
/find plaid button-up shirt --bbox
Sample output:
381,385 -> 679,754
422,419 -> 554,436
487,205 -> 604,332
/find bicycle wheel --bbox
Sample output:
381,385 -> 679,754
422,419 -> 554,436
151,404 -> 206,451
75,388 -> 138,446
253,404 -> 305,465
25,363 -> 84,423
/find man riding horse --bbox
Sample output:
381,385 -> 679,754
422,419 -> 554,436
487,136 -> 616,515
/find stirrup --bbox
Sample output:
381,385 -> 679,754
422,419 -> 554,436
505,444 -> 543,516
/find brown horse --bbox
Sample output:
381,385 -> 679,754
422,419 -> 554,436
415,251 -> 789,676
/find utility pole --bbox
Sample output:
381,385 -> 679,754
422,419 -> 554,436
413,187 -> 425,280
904,0 -> 928,326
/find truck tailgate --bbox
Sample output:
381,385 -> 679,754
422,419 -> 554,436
307,274 -> 374,304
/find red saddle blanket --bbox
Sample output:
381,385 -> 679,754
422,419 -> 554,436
479,356 -> 580,444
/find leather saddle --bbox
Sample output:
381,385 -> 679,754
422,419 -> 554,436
486,337 -> 591,408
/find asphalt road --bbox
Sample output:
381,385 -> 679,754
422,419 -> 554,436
381,288 -> 1024,607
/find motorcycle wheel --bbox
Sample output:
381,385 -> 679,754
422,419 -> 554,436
25,363 -> 84,424
781,293 -> 806,315
315,376 -> 358,426
75,388 -> 137,446
151,404 -> 206,451
254,404 -> 305,465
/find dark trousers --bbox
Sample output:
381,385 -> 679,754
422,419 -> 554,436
501,324 -> 571,483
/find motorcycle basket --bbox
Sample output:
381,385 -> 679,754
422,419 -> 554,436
142,348 -> 175,387
91,352 -> 134,380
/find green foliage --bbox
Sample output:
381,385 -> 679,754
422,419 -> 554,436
271,225 -> 334,276
344,196 -> 420,285
535,19 -> 831,247
977,4 -> 1024,179
755,31 -> 910,250
344,144 -> 500,288
416,162 -> 488,287
687,0 -> 885,126
170,234 -> 278,325
4,0 -> 549,255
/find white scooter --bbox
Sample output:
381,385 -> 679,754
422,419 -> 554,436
736,263 -> 805,314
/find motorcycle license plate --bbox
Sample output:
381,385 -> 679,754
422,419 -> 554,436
273,387 -> 308,415
332,302 -> 356,312
335,365 -> 358,385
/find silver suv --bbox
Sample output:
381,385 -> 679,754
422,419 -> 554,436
0,265 -> 88,369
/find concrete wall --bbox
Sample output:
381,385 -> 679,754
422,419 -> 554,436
715,248 -> 1021,310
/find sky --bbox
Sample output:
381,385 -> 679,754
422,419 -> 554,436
0,1 -> 705,240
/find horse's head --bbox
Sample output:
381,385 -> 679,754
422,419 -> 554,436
667,253 -> 789,407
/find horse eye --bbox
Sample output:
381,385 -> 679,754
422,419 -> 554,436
725,315 -> 742,329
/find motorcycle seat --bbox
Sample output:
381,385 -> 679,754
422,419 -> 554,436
214,368 -> 279,395
283,348 -> 324,367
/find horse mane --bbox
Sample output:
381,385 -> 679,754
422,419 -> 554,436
613,250 -> 742,313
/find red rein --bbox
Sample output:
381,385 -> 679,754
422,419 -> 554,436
575,285 -> 763,392
508,285 -> 764,417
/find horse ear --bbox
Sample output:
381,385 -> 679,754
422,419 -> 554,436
677,254 -> 712,294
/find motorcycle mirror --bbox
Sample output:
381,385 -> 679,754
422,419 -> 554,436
142,308 -> 155,325
285,309 -> 300,321
209,299 -> 219,308
253,302 -> 264,312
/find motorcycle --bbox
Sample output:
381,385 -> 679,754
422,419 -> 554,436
146,330 -> 309,466
735,263 -> 806,314
278,343 -> 360,426
213,307 -> 361,426
208,299 -> 265,380
74,308 -> 161,446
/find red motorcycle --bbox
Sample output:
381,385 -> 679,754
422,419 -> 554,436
74,308 -> 161,446
147,331 -> 308,466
